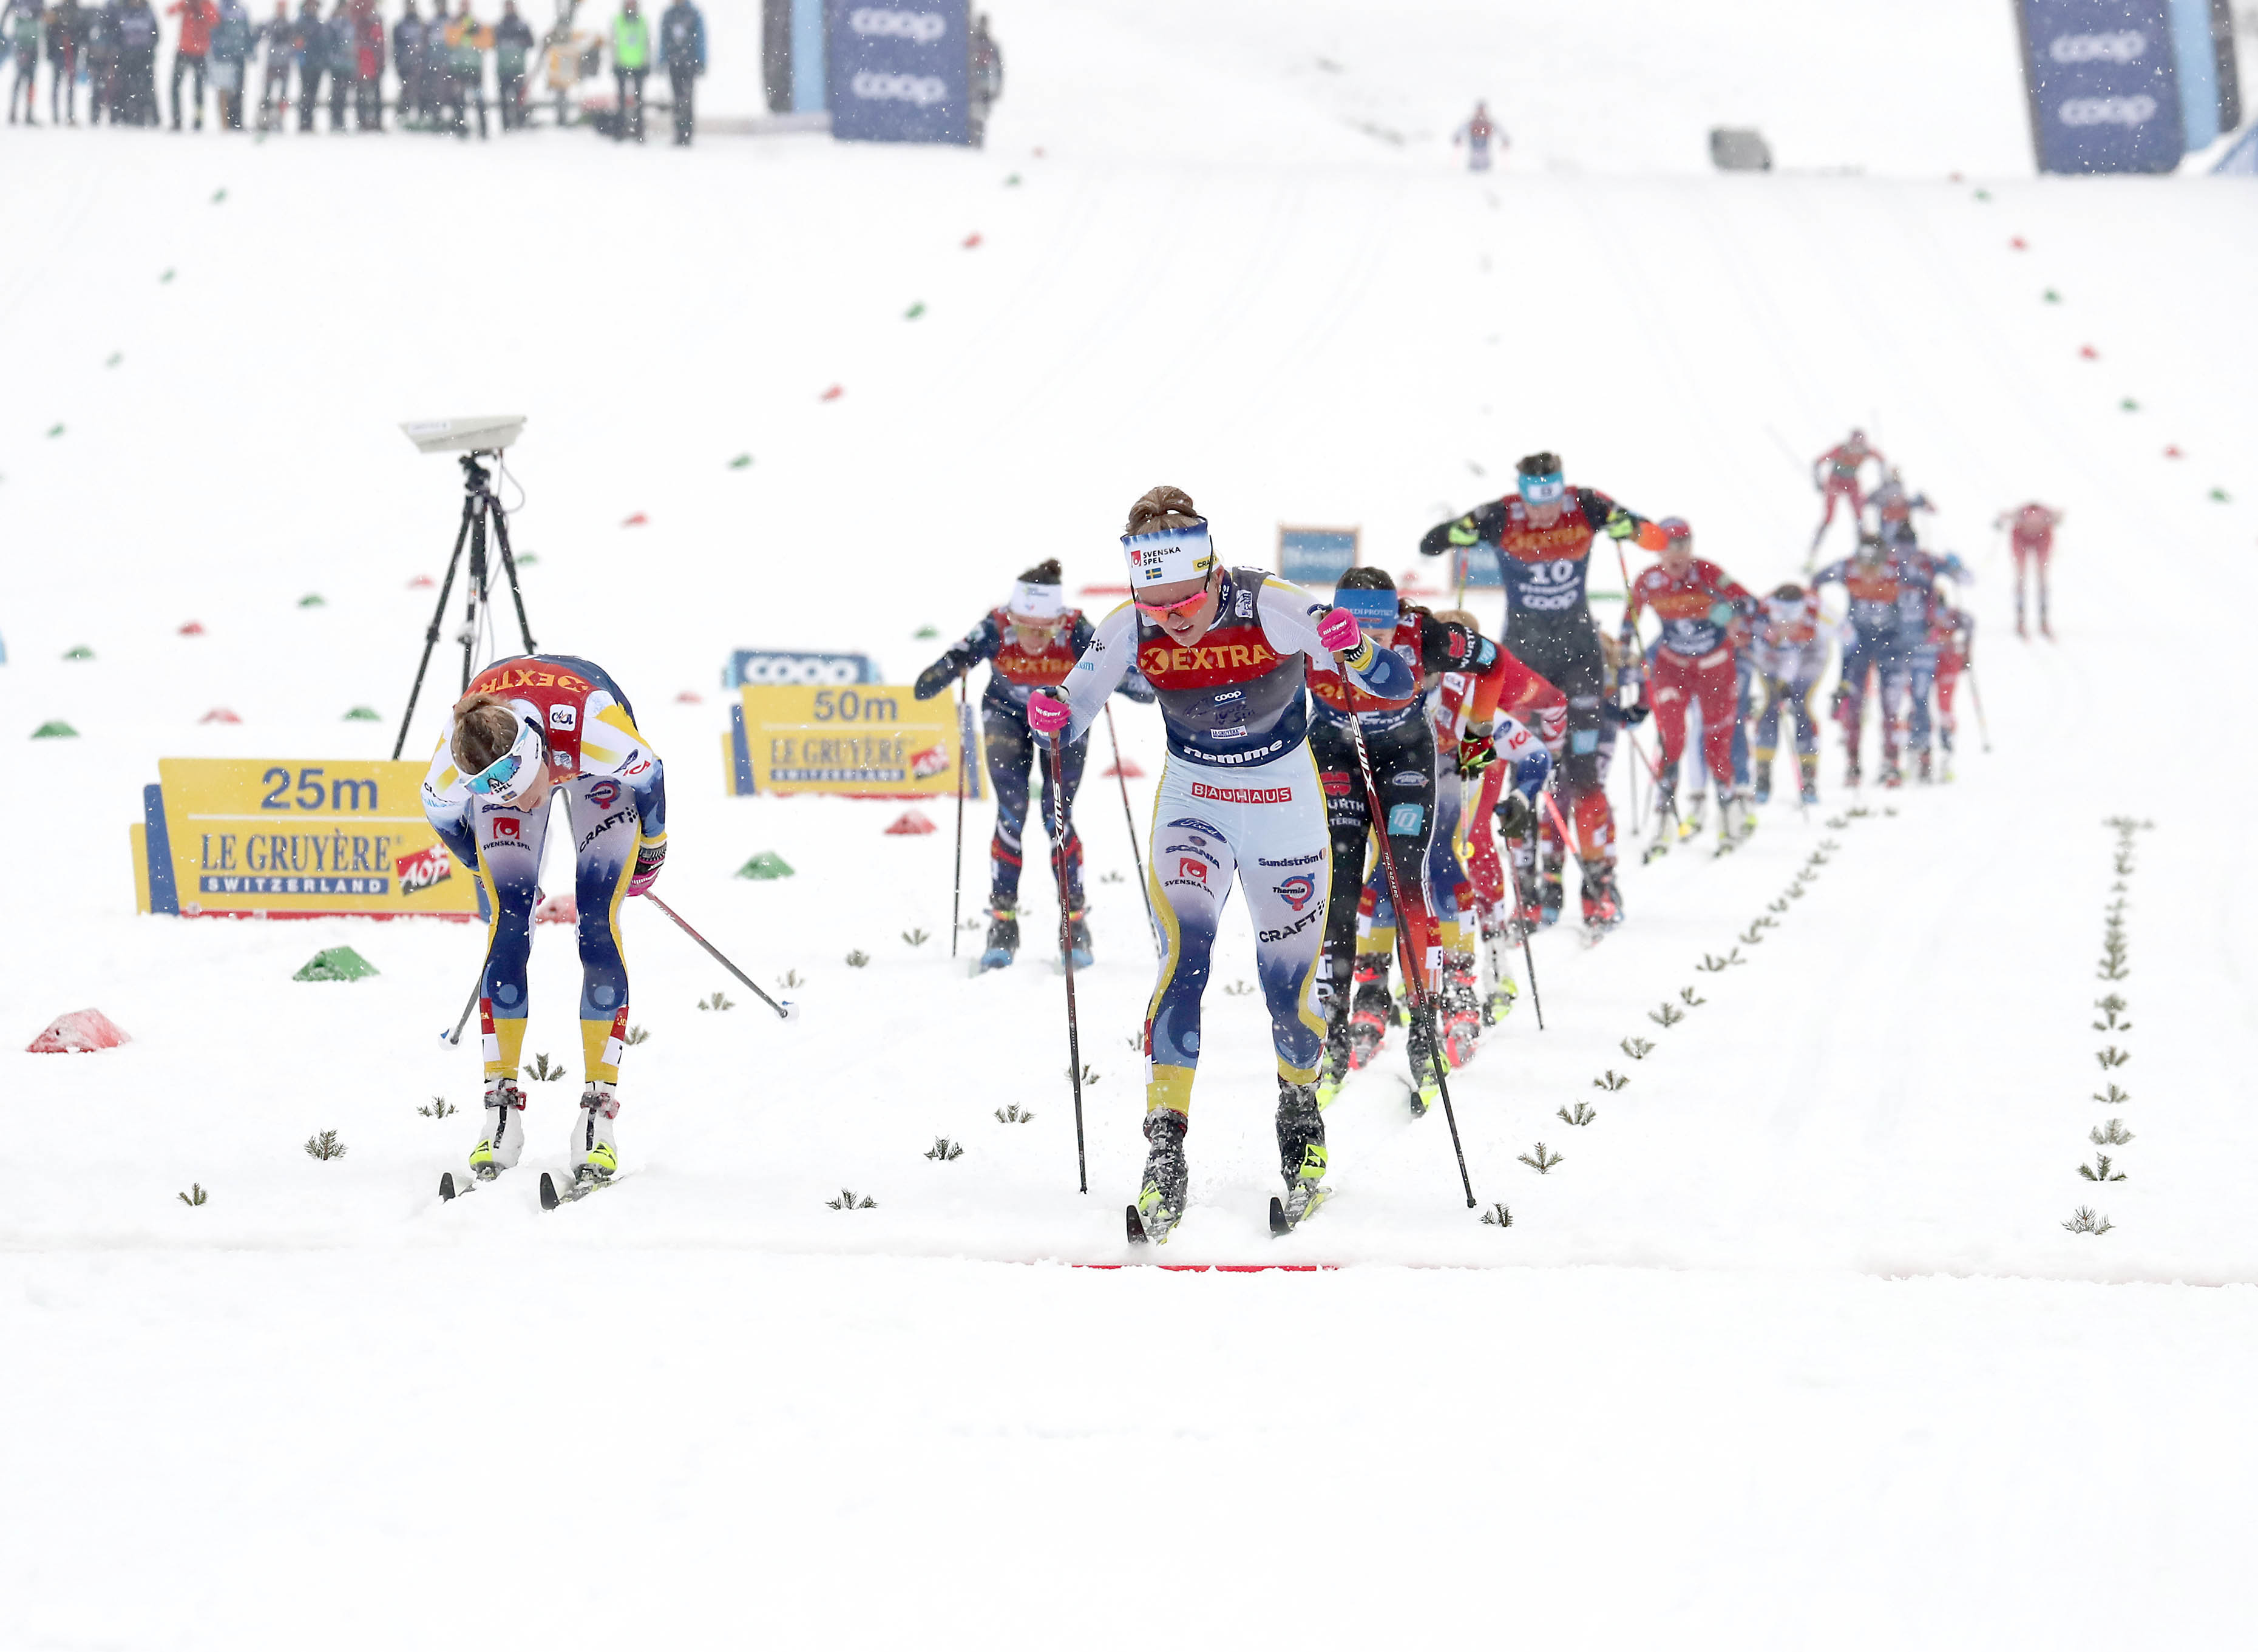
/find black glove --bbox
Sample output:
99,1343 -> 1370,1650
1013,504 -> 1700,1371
1611,701 -> 1651,727
1495,791 -> 1533,838
913,654 -> 966,702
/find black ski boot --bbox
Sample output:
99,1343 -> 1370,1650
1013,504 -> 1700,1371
1273,1078 -> 1330,1227
1315,1006 -> 1353,1109
978,905 -> 1019,971
1916,750 -> 1933,785
1347,955 -> 1391,1070
1798,752 -> 1820,805
1405,1009 -> 1443,1118
1752,757 -> 1772,805
1581,860 -> 1624,935
1129,1109 -> 1189,1243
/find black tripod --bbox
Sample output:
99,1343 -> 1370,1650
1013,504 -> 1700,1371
392,451 -> 538,761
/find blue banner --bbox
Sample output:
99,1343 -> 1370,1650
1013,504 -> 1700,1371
826,1 -> 969,144
1277,527 -> 1360,586
2019,1 -> 2185,173
726,649 -> 882,688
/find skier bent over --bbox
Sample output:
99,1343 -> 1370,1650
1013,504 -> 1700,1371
421,654 -> 666,1198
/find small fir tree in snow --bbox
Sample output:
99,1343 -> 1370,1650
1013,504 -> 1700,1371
303,1130 -> 347,1161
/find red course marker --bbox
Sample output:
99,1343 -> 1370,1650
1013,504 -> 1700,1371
200,708 -> 241,724
2164,445 -> 2183,459
820,385 -> 844,401
2078,344 -> 2099,360
178,620 -> 205,635
885,810 -> 938,836
962,232 -> 983,249
1100,759 -> 1144,779
2010,235 -> 2027,250
622,511 -> 649,526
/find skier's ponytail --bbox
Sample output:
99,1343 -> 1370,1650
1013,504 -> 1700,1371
450,692 -> 520,776
1125,486 -> 1201,537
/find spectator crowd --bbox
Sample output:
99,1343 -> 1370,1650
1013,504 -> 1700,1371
4,0 -> 707,141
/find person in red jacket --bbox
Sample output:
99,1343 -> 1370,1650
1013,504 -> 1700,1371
1996,501 -> 2062,639
1622,517 -> 1756,851
166,0 -> 215,127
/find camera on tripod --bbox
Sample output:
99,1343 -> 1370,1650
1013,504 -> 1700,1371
390,416 -> 538,760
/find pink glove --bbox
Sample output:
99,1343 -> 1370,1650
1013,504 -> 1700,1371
628,842 -> 665,898
1026,691 -> 1071,737
1317,606 -> 1364,655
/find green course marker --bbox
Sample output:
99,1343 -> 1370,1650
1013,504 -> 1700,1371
106,353 -> 123,368
2120,397 -> 2139,411
914,625 -> 938,639
736,851 -> 795,881
728,453 -> 753,469
2212,487 -> 2231,503
298,593 -> 325,608
160,269 -> 175,283
294,946 -> 379,981
2043,288 -> 2060,303
32,720 -> 78,739
343,706 -> 381,721
904,302 -> 926,319
63,645 -> 95,660
212,188 -> 227,203
46,424 -> 63,438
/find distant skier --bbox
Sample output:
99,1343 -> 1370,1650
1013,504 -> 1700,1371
913,558 -> 1153,973
1812,532 -> 1906,788
1811,428 -> 1885,558
1026,486 -> 1415,1242
1419,451 -> 1652,936
1746,582 -> 1831,806
1453,99 -> 1503,171
420,654 -> 667,1197
1883,543 -> 1968,786
1868,466 -> 1934,552
1997,501 -> 2062,639
1622,517 -> 1756,853
1930,600 -> 1973,781
967,10 -> 998,146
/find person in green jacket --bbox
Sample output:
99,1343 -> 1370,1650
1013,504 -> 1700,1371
442,0 -> 486,138
609,0 -> 645,142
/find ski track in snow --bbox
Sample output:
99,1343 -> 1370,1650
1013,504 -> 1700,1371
4,2 -> 2257,1642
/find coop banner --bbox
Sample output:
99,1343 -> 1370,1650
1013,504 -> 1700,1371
137,759 -> 483,919
825,0 -> 969,144
725,684 -> 982,798
2018,0 -> 2184,174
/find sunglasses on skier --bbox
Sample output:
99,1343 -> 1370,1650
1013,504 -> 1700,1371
1133,586 -> 1215,622
465,719 -> 544,800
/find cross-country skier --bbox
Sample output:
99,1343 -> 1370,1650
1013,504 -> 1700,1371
1996,501 -> 2062,639
1453,99 -> 1503,171
1428,606 -> 1559,1051
421,655 -> 666,1196
1026,486 -> 1415,1242
1811,429 -> 1884,557
1930,599 -> 1973,781
1812,532 -> 1907,788
1868,467 -> 1934,552
1746,582 -> 1831,806
1622,517 -> 1756,853
913,558 -> 1154,972
1303,570 -> 1493,1111
1883,543 -> 1969,786
1419,451 -> 1652,935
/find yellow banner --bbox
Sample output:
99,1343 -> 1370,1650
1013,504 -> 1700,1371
731,685 -> 978,798
144,759 -> 481,918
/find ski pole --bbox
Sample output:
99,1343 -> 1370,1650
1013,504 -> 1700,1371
1965,663 -> 1992,753
1103,702 -> 1158,953
1046,734 -> 1089,1194
444,977 -> 480,1046
643,893 -> 798,1021
1518,811 -> 1546,1031
951,674 -> 969,959
1331,648 -> 1477,1209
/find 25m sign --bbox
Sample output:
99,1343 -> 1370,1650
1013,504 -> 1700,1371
132,758 -> 483,920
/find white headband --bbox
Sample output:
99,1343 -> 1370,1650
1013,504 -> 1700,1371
1122,522 -> 1217,590
1008,581 -> 1065,621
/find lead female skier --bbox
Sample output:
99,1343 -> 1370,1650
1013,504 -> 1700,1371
1026,486 -> 1414,1241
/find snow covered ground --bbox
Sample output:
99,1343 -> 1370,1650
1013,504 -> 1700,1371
5,2 -> 2258,1645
